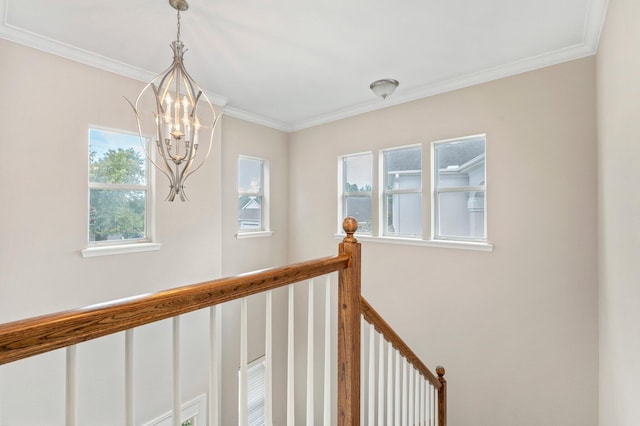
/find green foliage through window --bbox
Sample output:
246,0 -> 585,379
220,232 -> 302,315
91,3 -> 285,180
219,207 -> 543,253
88,129 -> 148,243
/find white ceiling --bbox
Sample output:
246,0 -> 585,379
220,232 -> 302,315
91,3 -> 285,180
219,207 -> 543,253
1,0 -> 607,131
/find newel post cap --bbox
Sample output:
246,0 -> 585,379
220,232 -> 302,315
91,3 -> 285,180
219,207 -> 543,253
342,217 -> 358,243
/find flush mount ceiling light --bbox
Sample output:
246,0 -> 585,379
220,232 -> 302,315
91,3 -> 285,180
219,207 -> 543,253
369,79 -> 399,100
127,0 -> 220,202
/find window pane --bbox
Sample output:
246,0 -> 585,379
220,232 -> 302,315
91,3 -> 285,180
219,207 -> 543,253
345,196 -> 372,234
435,137 -> 485,189
436,191 -> 485,239
89,129 -> 146,184
344,154 -> 372,192
239,196 -> 263,230
384,146 -> 421,190
89,189 -> 146,242
238,157 -> 263,194
384,193 -> 422,236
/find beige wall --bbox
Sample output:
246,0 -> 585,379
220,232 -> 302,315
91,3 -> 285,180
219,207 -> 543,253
221,115 -> 289,275
597,0 -> 640,424
0,39 -> 223,322
219,115 -> 290,425
0,39 -> 292,425
290,57 -> 599,425
0,35 -> 604,425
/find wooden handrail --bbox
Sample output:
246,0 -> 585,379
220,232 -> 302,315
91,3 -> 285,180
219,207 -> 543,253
0,217 -> 446,426
360,296 -> 442,390
361,295 -> 447,426
0,254 -> 349,366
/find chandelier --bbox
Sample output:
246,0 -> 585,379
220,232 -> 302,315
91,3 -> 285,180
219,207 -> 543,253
127,0 -> 220,202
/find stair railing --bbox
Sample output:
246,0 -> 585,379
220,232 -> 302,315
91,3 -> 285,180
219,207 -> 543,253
360,297 -> 446,425
0,218 -> 446,425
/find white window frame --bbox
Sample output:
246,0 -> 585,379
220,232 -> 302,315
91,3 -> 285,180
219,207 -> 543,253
82,126 -> 159,258
431,134 -> 487,243
239,356 -> 266,426
143,394 -> 206,426
338,152 -> 374,235
380,144 -> 423,238
237,155 -> 272,239
336,138 -> 492,252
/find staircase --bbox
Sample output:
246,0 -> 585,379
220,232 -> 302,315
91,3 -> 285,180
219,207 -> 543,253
0,218 -> 446,425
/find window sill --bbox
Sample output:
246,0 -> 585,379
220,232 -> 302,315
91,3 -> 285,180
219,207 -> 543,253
235,230 -> 273,239
81,242 -> 162,258
334,234 -> 493,252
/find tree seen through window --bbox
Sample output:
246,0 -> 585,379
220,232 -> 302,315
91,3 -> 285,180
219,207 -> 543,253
88,129 -> 149,243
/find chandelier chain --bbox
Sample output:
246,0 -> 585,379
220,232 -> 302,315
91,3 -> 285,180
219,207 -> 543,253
176,10 -> 181,42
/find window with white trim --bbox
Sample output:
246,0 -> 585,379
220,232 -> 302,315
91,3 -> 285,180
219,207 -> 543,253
382,145 -> 422,237
338,135 -> 490,250
340,152 -> 373,234
432,135 -> 486,241
88,128 -> 151,245
240,356 -> 266,426
238,156 -> 269,233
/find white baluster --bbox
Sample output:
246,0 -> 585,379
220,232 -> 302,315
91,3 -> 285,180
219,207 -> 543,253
367,323 -> 375,426
265,291 -> 273,426
172,317 -> 181,426
323,276 -> 331,426
426,377 -> 430,426
419,376 -> 425,426
435,383 -> 439,426
387,341 -> 393,425
287,285 -> 295,426
66,345 -> 77,426
125,330 -> 134,426
408,362 -> 414,426
415,373 -> 420,425
377,332 -> 385,424
361,318 -> 366,425
209,306 -> 222,426
239,299 -> 248,426
428,383 -> 432,426
430,383 -> 435,426
416,374 -> 420,425
0,365 -> 3,425
394,351 -> 400,426
402,357 -> 408,426
306,280 -> 315,426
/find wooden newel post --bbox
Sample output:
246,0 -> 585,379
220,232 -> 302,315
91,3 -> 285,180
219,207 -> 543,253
337,217 -> 361,426
437,365 -> 447,426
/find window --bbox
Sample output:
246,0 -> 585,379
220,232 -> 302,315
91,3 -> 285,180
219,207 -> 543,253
340,153 -> 373,234
432,135 -> 486,241
143,394 -> 206,426
239,356 -> 266,426
337,135 -> 491,251
238,156 -> 269,233
382,145 -> 422,237
88,128 -> 151,245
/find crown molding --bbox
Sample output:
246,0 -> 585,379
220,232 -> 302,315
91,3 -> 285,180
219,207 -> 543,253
285,0 -> 609,132
222,105 -> 293,133
2,0 -> 607,133
289,40 -> 600,132
0,0 -> 229,107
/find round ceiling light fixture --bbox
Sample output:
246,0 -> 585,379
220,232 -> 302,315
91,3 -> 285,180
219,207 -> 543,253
369,79 -> 399,100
